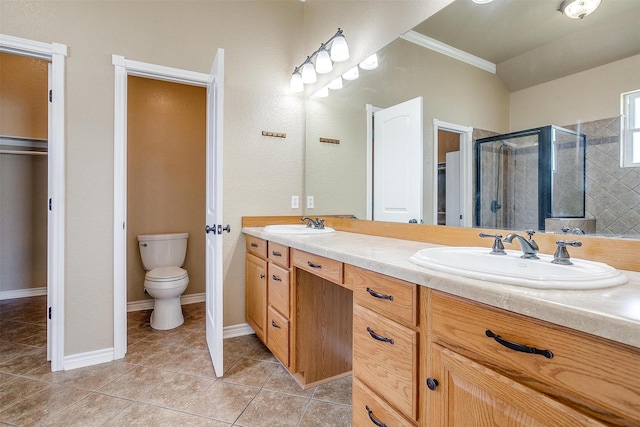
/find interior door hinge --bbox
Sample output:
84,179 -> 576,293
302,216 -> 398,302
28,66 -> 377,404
48,307 -> 52,319
49,198 -> 52,211
49,89 -> 52,103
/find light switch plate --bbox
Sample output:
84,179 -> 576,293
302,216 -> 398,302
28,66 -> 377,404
306,196 -> 314,209
291,195 -> 299,209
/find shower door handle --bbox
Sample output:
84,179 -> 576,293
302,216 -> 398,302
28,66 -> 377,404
205,225 -> 216,234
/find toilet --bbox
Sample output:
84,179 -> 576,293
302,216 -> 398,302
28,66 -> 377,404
137,233 -> 190,330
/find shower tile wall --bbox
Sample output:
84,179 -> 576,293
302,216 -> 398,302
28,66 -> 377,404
564,117 -> 640,237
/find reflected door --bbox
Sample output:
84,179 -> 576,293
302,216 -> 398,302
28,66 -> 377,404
373,97 -> 423,223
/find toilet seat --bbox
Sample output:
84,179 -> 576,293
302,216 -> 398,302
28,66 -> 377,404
145,266 -> 188,282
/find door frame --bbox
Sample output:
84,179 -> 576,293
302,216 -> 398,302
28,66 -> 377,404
432,119 -> 473,227
0,34 -> 67,371
112,55 -> 209,359
365,104 -> 382,220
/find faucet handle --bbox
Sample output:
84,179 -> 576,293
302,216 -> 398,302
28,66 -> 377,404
479,232 -> 506,255
524,229 -> 539,250
552,240 -> 582,265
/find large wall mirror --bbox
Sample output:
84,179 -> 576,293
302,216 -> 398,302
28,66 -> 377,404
305,0 -> 640,238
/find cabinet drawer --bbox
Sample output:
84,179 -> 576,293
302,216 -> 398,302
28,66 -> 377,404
353,378 -> 415,427
353,304 -> 418,420
346,265 -> 418,327
430,291 -> 640,425
267,306 -> 289,366
246,235 -> 267,259
268,242 -> 290,268
268,263 -> 290,318
293,249 -> 343,284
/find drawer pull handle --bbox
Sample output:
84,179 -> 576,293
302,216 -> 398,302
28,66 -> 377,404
485,330 -> 553,359
365,405 -> 388,427
271,320 -> 281,329
426,377 -> 439,391
272,251 -> 282,257
250,243 -> 258,248
307,261 -> 322,269
260,274 -> 265,279
272,275 -> 282,282
366,287 -> 394,301
366,327 -> 394,345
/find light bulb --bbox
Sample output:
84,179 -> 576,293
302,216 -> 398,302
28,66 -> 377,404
315,49 -> 333,74
301,61 -> 317,84
314,86 -> 329,98
330,34 -> 349,62
359,53 -> 378,71
328,77 -> 343,90
290,72 -> 304,92
342,66 -> 359,81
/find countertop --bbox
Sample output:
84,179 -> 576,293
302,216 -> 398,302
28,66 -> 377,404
243,227 -> 640,350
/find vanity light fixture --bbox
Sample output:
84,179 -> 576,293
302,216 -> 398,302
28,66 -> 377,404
359,53 -> 378,71
314,86 -> 329,98
559,0 -> 601,19
328,76 -> 343,90
342,66 -> 359,81
289,28 -> 350,92
472,0 -> 494,3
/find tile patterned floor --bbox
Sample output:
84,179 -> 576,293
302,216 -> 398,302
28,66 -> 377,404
0,296 -> 352,426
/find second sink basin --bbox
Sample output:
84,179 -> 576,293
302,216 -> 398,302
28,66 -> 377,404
264,224 -> 335,235
409,246 -> 628,289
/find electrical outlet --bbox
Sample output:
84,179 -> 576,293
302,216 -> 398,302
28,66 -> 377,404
291,195 -> 299,209
306,195 -> 314,209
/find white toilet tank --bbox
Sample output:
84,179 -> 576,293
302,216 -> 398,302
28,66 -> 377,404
138,233 -> 188,271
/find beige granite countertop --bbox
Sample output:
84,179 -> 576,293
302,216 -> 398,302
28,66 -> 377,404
243,227 -> 640,350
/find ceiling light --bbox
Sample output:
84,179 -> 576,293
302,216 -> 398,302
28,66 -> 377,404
342,66 -> 359,81
472,0 -> 494,3
328,77 -> 343,90
559,0 -> 601,19
359,53 -> 378,71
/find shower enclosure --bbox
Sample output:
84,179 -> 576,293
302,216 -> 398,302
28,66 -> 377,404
475,125 -> 586,231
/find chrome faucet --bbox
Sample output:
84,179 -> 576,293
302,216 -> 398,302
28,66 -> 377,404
300,217 -> 325,229
503,230 -> 539,259
552,240 -> 582,265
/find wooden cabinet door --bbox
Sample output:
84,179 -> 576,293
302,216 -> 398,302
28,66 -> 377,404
426,344 -> 605,427
245,253 -> 267,341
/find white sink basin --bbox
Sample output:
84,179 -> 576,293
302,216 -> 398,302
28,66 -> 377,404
264,224 -> 335,235
409,247 -> 628,290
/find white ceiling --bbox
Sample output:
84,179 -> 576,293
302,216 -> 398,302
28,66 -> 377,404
412,0 -> 640,91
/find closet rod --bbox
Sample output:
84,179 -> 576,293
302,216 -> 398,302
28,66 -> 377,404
0,150 -> 47,156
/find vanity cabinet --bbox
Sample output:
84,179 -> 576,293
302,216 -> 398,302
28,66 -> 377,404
424,290 -> 640,426
346,265 -> 420,425
245,236 -> 267,341
266,242 -> 292,367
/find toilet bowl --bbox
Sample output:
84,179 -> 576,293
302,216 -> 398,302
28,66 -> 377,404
138,233 -> 190,330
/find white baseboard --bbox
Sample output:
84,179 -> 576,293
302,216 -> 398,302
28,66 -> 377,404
224,323 -> 255,339
0,287 -> 47,301
127,292 -> 205,312
64,347 -> 114,371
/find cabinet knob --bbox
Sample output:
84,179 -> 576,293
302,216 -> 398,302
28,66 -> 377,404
426,377 -> 439,391
260,274 -> 265,279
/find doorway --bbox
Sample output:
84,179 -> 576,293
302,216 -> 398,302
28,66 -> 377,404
0,34 -> 67,371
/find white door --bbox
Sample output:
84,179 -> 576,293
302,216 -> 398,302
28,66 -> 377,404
373,97 -> 423,223
205,48 -> 225,377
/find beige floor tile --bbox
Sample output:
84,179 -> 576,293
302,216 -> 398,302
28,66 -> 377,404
97,365 -> 175,400
0,384 -> 90,425
38,392 -> 132,427
0,340 -> 41,364
179,350 -> 219,379
263,366 -> 315,398
298,400 -> 352,426
185,381 -> 259,423
0,375 -> 50,412
312,374 -> 352,405
220,357 -> 279,388
103,401 -> 184,426
235,389 -> 309,427
56,361 -> 135,391
169,410 -> 232,426
0,347 -> 48,375
138,372 -> 214,410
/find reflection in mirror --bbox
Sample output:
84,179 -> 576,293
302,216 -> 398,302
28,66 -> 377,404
305,0 -> 640,238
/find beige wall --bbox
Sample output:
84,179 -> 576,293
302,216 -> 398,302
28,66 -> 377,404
126,76 -> 206,303
510,54 -> 640,130
0,0 -> 451,358
0,53 -> 48,294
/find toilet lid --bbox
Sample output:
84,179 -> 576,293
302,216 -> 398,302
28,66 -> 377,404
146,266 -> 187,281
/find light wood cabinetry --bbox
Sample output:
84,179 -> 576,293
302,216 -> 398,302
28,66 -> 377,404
245,252 -> 266,341
347,264 -> 420,425
423,290 -> 640,426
